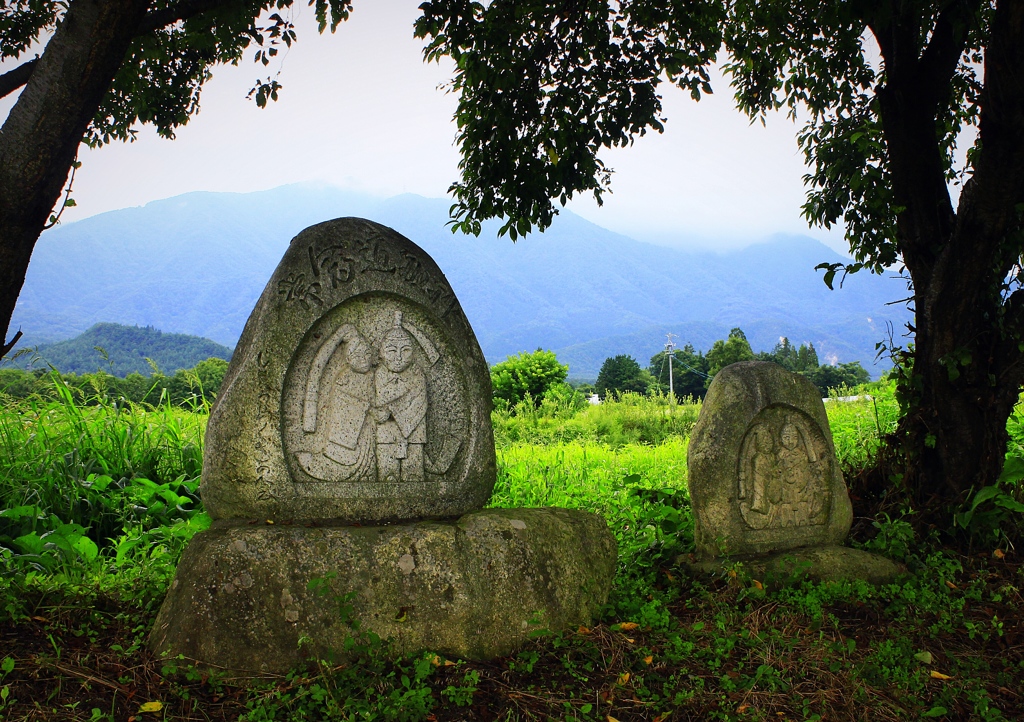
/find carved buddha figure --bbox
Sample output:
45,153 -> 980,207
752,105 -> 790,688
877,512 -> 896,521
738,411 -> 829,531
373,312 -> 428,482
295,310 -> 440,483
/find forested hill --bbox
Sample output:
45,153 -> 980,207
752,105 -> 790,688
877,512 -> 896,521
10,183 -> 912,378
9,323 -> 232,377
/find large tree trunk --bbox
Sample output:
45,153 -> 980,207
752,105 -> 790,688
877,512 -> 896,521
0,0 -> 149,354
901,276 -> 1024,510
872,0 -> 1024,514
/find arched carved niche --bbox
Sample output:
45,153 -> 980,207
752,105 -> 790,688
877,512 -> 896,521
281,292 -> 469,493
737,405 -> 832,532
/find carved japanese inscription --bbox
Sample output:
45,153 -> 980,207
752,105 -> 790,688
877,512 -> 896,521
737,406 -> 832,531
281,293 -> 468,490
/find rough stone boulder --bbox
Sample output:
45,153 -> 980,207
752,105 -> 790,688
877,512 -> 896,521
689,361 -> 853,558
685,361 -> 902,584
200,217 -> 495,525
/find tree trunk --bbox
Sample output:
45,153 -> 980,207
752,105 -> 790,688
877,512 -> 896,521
870,0 -> 1024,515
901,287 -> 1024,511
0,0 -> 149,354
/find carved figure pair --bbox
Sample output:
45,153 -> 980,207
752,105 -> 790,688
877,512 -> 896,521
739,417 -> 826,529
298,311 -> 433,483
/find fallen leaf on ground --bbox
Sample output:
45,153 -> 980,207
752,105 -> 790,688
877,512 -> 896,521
752,580 -> 764,590
617,622 -> 639,631
643,655 -> 653,665
139,701 -> 163,713
945,580 -> 957,590
618,672 -> 630,685
914,651 -> 933,664
578,626 -> 591,634
994,548 -> 1005,559
930,671 -> 953,680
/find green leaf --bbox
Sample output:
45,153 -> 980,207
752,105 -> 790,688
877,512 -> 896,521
994,497 -> 1024,513
13,533 -> 44,556
0,505 -> 42,521
921,706 -> 947,718
72,535 -> 99,563
969,485 -> 1002,511
913,651 -> 933,664
997,454 -> 1024,485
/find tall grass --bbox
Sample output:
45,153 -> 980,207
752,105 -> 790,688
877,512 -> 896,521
492,439 -> 692,572
823,383 -> 901,471
493,389 -> 701,446
0,375 -> 207,577
0,376 -> 917,584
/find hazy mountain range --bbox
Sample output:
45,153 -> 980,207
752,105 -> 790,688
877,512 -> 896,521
11,183 -> 912,379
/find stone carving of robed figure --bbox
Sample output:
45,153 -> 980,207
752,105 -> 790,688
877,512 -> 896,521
295,310 -> 440,483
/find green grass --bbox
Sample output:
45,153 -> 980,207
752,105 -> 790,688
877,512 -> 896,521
0,380 -> 1022,720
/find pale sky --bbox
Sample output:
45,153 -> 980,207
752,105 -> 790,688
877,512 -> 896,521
4,0 -> 847,252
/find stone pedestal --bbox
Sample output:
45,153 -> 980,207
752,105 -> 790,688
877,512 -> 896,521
683,546 -> 904,586
152,509 -> 615,673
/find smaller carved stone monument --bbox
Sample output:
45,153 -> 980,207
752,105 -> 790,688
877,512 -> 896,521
151,219 -> 616,673
687,361 -> 902,584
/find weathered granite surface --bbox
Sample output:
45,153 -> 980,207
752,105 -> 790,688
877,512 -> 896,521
150,508 -> 617,672
689,361 -> 853,558
684,546 -> 906,586
200,218 -> 495,523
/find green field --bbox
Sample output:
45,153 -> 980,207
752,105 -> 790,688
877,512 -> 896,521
1,379 -> 1022,721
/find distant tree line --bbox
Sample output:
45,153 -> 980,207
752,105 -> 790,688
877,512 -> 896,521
0,358 -> 229,408
598,328 -> 870,400
9,322 -> 233,377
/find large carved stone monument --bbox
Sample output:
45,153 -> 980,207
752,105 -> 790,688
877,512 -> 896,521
151,219 -> 616,672
687,361 -> 902,583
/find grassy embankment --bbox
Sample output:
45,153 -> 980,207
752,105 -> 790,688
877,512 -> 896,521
0,377 -> 1022,721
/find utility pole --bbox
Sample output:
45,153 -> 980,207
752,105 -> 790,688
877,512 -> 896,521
665,332 -> 677,403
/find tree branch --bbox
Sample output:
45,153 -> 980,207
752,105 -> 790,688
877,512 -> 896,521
138,0 -> 233,35
969,0 -> 1024,215
918,0 -> 981,110
0,0 -> 235,100
0,329 -> 23,358
0,59 -> 37,100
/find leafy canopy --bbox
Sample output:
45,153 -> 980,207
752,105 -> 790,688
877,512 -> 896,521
1,0 -> 353,146
705,327 -> 754,381
415,0 -> 983,270
415,0 -> 723,239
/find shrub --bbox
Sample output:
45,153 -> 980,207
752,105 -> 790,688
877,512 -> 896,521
490,349 -> 568,408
